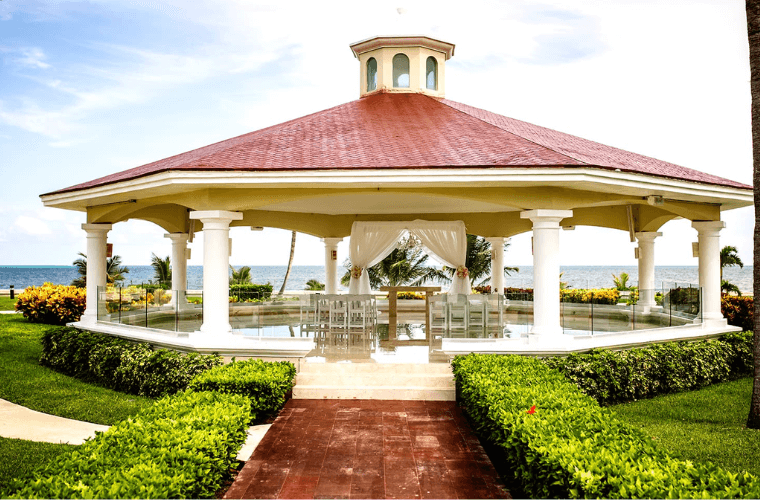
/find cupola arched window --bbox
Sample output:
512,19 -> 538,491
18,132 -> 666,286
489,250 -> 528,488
426,56 -> 438,90
366,57 -> 377,92
393,53 -> 410,88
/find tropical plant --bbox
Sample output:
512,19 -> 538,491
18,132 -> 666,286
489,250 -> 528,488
150,253 -> 171,286
341,235 -> 447,289
229,265 -> 253,285
722,279 -> 742,296
720,245 -> 745,281
278,231 -> 296,295
746,0 -> 760,430
304,279 -> 325,291
612,272 -> 632,291
71,252 -> 129,287
442,235 -> 518,287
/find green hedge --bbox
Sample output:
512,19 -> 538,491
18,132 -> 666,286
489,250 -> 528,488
188,359 -> 296,420
40,327 -> 222,398
229,283 -> 273,301
543,332 -> 754,405
452,353 -> 760,499
5,390 -> 252,499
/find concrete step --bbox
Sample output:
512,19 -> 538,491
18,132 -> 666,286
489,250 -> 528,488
293,362 -> 455,401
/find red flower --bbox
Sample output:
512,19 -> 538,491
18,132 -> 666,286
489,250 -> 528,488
527,405 -> 536,415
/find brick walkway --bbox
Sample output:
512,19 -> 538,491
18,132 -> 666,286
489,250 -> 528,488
224,399 -> 510,499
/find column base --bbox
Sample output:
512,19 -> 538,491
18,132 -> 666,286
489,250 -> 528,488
79,312 -> 98,325
528,326 -> 564,343
200,323 -> 233,334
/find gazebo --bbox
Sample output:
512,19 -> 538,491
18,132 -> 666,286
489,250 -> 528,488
40,35 -> 752,357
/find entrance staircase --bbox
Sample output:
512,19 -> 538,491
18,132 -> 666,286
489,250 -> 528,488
293,363 -> 455,401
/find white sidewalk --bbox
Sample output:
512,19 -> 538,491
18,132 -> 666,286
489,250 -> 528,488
0,398 -> 270,460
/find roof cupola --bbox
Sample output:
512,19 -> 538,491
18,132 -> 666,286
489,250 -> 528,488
349,35 -> 455,98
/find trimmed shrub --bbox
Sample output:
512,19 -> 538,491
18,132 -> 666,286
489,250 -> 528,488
188,359 -> 296,419
40,327 -> 222,397
5,390 -> 252,499
722,295 -> 754,331
229,283 -> 273,302
15,283 -> 86,325
543,333 -> 754,405
395,291 -> 425,300
452,353 -> 760,499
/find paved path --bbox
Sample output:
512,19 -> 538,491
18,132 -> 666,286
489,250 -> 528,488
0,398 -> 109,445
0,398 -> 269,461
224,399 -> 511,499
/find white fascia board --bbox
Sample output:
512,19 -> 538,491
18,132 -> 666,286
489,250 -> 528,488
40,167 -> 753,210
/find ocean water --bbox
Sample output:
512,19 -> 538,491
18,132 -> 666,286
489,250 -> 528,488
0,265 -> 753,293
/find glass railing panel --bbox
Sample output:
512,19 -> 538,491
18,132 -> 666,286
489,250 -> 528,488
560,291 -> 592,335
663,286 -> 701,325
176,290 -> 203,333
503,292 -> 532,337
145,287 -> 174,331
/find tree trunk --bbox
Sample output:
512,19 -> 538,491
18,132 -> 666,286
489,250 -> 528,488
747,0 -> 760,429
278,231 -> 297,295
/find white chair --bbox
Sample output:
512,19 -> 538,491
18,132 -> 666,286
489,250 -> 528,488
428,294 -> 448,333
327,294 -> 348,330
467,295 -> 487,335
447,294 -> 468,334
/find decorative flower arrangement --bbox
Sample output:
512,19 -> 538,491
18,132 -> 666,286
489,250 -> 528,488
351,265 -> 364,280
456,265 -> 469,279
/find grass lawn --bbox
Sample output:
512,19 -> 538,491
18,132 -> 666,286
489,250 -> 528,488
0,314 -> 154,425
612,377 -> 760,477
0,297 -> 17,311
0,438 -> 75,494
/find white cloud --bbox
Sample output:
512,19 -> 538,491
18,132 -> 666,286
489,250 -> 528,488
13,215 -> 52,235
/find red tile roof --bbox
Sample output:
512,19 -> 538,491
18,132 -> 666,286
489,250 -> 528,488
45,92 -> 750,195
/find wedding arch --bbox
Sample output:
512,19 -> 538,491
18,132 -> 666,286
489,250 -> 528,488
347,220 -> 470,295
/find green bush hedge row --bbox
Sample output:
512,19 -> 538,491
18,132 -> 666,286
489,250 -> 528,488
229,283 -> 273,301
39,327 -> 222,398
5,390 -> 252,499
543,332 -> 754,405
189,359 -> 296,420
452,353 -> 760,499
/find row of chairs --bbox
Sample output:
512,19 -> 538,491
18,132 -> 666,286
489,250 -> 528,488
300,294 -> 378,331
429,293 -> 504,333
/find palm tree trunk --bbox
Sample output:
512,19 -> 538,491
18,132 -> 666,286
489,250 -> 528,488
278,231 -> 297,295
747,0 -> 760,429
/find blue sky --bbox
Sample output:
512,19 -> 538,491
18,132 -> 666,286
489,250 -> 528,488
0,0 -> 753,269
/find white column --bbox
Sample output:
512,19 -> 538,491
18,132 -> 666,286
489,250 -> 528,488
81,223 -> 112,325
190,211 -> 243,334
520,210 -> 573,339
164,233 -> 189,292
635,231 -> 662,311
486,237 -> 505,294
692,220 -> 726,323
322,238 -> 343,294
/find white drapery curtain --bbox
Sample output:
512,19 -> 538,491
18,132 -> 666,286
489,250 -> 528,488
347,220 -> 469,295
347,223 -> 406,294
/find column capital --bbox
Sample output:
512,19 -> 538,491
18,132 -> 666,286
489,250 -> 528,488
321,237 -> 344,247
484,236 -> 505,244
520,210 -> 573,228
692,220 -> 725,235
189,210 -> 243,222
635,231 -> 663,242
164,232 -> 189,242
81,223 -> 112,233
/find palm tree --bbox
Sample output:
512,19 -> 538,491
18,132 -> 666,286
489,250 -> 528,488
341,236 -> 446,289
71,252 -> 129,287
612,272 -> 631,291
721,280 -> 742,296
229,265 -> 253,285
720,245 -> 744,281
150,253 -> 171,286
305,279 -> 325,291
278,231 -> 297,295
441,235 -> 518,287
746,0 -> 760,429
